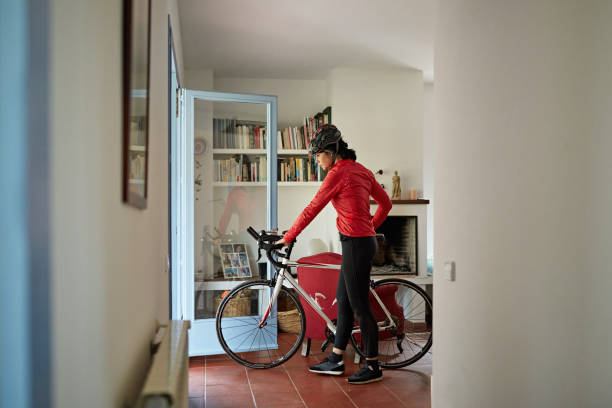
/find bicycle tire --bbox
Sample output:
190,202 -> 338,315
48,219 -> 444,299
350,278 -> 433,369
215,279 -> 306,369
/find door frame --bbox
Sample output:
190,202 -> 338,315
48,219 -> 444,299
173,89 -> 278,354
168,15 -> 182,320
1,0 -> 51,406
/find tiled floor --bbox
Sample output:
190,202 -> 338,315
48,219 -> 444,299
189,339 -> 431,408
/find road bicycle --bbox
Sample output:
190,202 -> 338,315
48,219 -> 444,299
215,227 -> 433,369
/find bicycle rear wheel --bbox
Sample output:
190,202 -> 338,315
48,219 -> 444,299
215,280 -> 306,369
350,279 -> 433,368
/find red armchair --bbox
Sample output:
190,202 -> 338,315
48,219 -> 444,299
296,252 -> 342,356
296,252 -> 404,359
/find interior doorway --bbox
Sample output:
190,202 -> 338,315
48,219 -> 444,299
170,88 -> 278,355
168,16 -> 183,320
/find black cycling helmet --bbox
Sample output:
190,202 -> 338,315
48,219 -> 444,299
309,124 -> 342,155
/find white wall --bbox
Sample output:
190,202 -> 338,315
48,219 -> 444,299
328,67 -> 424,196
51,1 -> 181,406
185,69 -> 214,90
214,77 -> 328,129
584,1 -> 612,403
434,1 -> 611,407
423,83 -> 434,265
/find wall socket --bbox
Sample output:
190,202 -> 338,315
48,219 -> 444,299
444,261 -> 455,281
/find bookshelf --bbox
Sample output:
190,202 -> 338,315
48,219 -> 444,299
212,107 -> 332,186
212,181 -> 323,187
212,148 -> 311,155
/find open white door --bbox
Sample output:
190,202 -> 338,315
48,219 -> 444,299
174,89 -> 278,355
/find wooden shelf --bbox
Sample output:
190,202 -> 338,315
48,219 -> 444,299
371,199 -> 429,204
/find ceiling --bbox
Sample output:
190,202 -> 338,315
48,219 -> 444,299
177,0 -> 437,81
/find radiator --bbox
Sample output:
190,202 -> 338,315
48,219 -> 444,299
136,320 -> 191,408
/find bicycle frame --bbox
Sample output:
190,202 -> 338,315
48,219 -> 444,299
259,256 -> 397,336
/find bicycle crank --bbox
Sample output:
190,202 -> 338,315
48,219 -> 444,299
322,319 -> 337,352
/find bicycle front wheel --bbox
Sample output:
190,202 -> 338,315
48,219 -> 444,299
350,279 -> 433,368
215,280 -> 306,369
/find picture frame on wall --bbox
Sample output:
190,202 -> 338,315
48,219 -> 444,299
122,0 -> 152,209
219,243 -> 252,279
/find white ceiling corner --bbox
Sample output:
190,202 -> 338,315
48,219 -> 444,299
177,0 -> 436,82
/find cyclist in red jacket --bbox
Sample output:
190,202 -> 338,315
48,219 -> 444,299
276,124 -> 392,384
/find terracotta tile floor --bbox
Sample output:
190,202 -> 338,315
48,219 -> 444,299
189,339 -> 431,408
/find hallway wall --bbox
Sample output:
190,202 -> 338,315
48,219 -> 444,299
51,0 -> 183,406
583,1 -> 612,402
434,1 -> 612,407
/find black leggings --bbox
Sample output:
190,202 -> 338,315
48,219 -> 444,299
333,234 -> 378,358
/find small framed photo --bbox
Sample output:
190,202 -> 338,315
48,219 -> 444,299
218,243 -> 252,279
225,268 -> 238,278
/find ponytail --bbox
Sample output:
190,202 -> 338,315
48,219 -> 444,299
335,139 -> 357,161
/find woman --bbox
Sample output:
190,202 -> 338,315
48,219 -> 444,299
276,124 -> 392,384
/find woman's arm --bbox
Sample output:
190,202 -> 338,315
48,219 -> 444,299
370,175 -> 392,229
282,169 -> 344,243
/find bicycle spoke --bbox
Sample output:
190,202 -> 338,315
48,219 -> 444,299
221,321 -> 264,330
218,283 -> 304,368
225,325 -> 260,344
350,280 -> 432,368
260,329 -> 276,362
404,299 -> 425,318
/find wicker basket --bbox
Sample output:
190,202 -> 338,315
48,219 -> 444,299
277,309 -> 301,334
215,291 -> 251,317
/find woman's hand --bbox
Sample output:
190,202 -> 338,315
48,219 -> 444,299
275,238 -> 288,247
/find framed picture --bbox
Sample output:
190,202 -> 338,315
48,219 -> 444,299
219,243 -> 252,279
122,0 -> 152,209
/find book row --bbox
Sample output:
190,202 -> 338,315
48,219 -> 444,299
213,106 -> 331,151
213,155 -> 328,183
278,156 -> 328,182
278,106 -> 332,150
214,156 -> 268,182
213,118 -> 267,149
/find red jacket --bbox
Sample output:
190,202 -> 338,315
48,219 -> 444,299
283,159 -> 392,243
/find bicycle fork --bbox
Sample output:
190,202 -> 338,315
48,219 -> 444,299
258,272 -> 285,328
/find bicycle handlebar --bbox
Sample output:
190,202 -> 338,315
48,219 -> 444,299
247,226 -> 293,269
247,227 -> 383,270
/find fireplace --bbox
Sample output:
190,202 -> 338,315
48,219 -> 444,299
372,216 -> 418,275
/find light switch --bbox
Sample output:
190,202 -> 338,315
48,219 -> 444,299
444,261 -> 455,281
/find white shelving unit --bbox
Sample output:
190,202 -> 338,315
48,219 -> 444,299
212,181 -> 322,187
212,149 -> 310,155
278,149 -> 309,155
213,148 -> 266,155
212,147 -> 324,186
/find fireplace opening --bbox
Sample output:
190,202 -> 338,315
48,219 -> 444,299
372,216 -> 417,275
